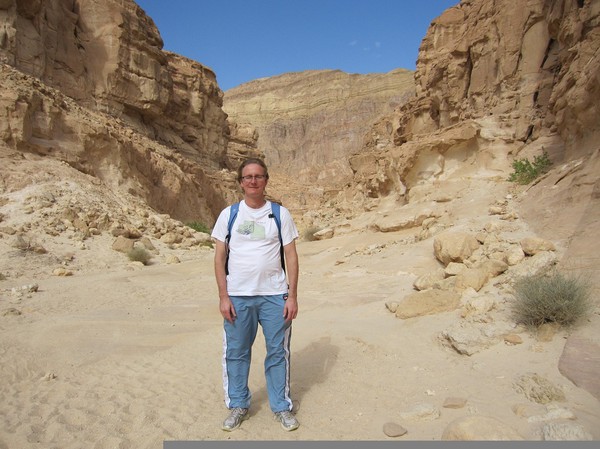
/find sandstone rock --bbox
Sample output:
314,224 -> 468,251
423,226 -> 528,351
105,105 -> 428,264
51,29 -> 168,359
395,290 -> 460,319
462,295 -> 496,317
382,422 -> 407,437
558,336 -> 600,401
538,422 -> 593,441
511,403 -> 547,419
112,236 -> 135,253
440,320 -> 516,356
442,416 -> 523,440
139,236 -> 158,253
479,259 -> 508,277
506,251 -> 558,281
399,402 -> 440,421
535,322 -> 560,342
505,245 -> 526,266
443,397 -> 467,409
413,268 -> 445,291
371,208 -> 440,233
513,373 -> 566,404
313,228 -> 334,241
384,301 -> 400,314
161,232 -> 182,244
165,254 -> 180,264
444,262 -> 466,277
527,404 -> 576,423
454,267 -> 489,292
520,237 -> 556,255
504,334 -> 523,345
433,232 -> 480,266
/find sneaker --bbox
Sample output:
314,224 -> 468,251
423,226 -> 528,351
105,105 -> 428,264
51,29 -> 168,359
221,407 -> 249,431
274,410 -> 299,431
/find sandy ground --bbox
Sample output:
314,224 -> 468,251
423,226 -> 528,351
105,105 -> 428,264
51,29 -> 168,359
1,178 -> 599,447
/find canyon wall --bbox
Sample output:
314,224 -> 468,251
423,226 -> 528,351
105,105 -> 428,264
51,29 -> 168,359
0,0 -> 251,224
352,0 -> 599,201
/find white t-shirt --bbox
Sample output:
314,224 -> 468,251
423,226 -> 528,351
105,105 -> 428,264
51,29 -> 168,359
211,200 -> 299,295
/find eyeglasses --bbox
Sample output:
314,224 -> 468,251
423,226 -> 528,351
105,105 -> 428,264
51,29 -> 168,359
241,175 -> 267,182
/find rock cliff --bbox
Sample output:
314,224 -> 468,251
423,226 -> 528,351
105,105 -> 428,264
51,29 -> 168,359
0,0 -> 251,224
354,0 -> 599,199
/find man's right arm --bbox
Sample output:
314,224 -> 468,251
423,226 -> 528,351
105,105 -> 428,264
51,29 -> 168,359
214,239 -> 236,323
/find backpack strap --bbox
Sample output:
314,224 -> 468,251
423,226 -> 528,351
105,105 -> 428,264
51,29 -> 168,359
270,202 -> 286,273
224,201 -> 286,275
224,202 -> 239,275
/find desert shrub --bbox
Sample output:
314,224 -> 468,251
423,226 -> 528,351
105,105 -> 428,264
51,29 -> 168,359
508,150 -> 552,185
186,221 -> 211,234
127,247 -> 152,265
302,226 -> 322,242
511,270 -> 592,328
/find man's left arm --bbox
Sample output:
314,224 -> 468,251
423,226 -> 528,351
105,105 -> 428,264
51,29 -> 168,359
283,240 -> 299,321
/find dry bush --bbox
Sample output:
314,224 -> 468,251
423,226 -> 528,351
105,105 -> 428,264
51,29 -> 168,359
511,270 -> 592,328
127,247 -> 152,265
302,226 -> 322,242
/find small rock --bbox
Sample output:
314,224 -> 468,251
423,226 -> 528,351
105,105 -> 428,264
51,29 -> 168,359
443,397 -> 467,409
442,415 -> 524,440
536,322 -> 559,342
165,254 -> 181,264
504,334 -> 523,345
2,308 -> 22,316
520,237 -> 556,255
385,301 -> 399,313
539,422 -> 593,440
400,402 -> 440,421
383,422 -> 407,437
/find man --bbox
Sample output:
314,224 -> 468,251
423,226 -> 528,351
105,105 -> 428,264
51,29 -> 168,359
211,157 -> 300,432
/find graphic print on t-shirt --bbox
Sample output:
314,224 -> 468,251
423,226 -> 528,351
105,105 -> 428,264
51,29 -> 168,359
236,221 -> 266,240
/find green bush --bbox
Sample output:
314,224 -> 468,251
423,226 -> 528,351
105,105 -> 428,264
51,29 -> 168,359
186,221 -> 211,234
127,247 -> 152,265
508,151 -> 552,185
511,270 -> 593,328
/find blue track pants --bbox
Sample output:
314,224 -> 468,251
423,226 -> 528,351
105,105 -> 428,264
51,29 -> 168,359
222,294 -> 293,413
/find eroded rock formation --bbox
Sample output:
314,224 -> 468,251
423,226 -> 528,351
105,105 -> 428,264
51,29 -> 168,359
0,0 -> 250,224
354,0 -> 600,200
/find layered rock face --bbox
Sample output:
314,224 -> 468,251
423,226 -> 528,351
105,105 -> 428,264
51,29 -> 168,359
353,0 -> 600,200
223,69 -> 415,214
348,0 -> 600,286
0,0 -> 247,224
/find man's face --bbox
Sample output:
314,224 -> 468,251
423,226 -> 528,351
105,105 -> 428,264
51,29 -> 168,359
240,163 -> 268,196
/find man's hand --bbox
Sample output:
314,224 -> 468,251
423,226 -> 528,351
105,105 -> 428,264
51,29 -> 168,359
220,296 -> 237,323
283,294 -> 298,322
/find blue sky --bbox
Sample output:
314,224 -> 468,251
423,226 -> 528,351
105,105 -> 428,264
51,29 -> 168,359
135,1 -> 459,91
